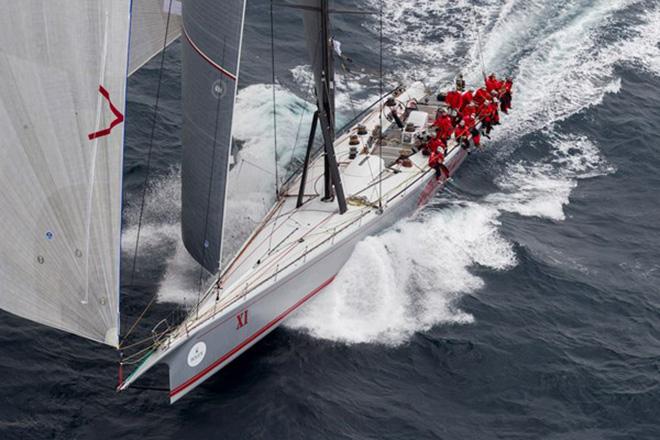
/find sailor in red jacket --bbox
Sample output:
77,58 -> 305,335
453,120 -> 471,148
428,148 -> 445,180
432,109 -> 454,141
500,76 -> 513,113
445,90 -> 463,113
474,87 -> 490,106
480,99 -> 499,135
485,73 -> 502,93
462,101 -> 477,119
488,99 -> 500,125
463,113 -> 481,147
427,136 -> 446,155
461,89 -> 474,111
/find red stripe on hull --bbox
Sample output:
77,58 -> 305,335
169,275 -> 337,398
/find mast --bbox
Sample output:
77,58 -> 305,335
297,0 -> 347,214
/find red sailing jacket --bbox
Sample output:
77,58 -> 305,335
461,90 -> 474,109
474,88 -> 490,106
486,76 -> 502,93
445,90 -> 463,110
427,137 -> 446,154
428,150 -> 444,167
433,115 -> 454,139
454,125 -> 470,139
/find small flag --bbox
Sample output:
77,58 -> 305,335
332,38 -> 342,57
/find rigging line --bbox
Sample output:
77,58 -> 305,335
282,32 -> 323,192
121,0 -> 174,347
378,0 -> 383,210
270,0 -> 280,198
240,158 -> 276,176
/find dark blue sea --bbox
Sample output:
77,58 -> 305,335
2,0 -> 660,438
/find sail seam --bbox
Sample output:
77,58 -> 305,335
182,25 -> 237,80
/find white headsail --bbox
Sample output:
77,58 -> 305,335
129,0 -> 183,75
0,1 -> 132,346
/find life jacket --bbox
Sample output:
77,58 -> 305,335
504,79 -> 513,93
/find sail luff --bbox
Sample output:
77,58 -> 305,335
217,0 -> 250,275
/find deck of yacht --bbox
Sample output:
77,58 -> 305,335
164,84 -> 460,340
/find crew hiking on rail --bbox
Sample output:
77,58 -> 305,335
424,72 -> 514,179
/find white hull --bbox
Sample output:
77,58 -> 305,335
119,83 -> 471,402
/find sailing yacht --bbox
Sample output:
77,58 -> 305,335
0,0 -> 503,403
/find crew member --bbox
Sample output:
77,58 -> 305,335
427,136 -> 446,155
428,148 -> 445,180
463,113 -> 481,147
432,109 -> 454,142
461,89 -> 474,110
474,87 -> 490,107
481,99 -> 500,135
455,73 -> 466,92
454,120 -> 471,149
485,73 -> 502,93
445,89 -> 463,113
462,101 -> 477,119
500,77 -> 513,113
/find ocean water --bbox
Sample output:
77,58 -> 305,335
1,0 -> 660,438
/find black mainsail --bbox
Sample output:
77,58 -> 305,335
180,0 -> 248,273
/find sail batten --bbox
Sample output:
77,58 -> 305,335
0,2 -> 131,346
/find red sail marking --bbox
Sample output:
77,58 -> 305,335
88,85 -> 125,140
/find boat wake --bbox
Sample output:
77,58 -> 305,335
286,203 -> 516,345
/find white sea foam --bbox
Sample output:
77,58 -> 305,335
486,133 -> 616,221
120,170 -> 202,306
285,203 -> 516,345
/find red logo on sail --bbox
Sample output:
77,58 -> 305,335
88,85 -> 124,140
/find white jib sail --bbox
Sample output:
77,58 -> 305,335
0,1 -> 131,347
128,0 -> 182,75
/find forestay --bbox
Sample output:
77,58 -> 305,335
0,1 -> 131,346
180,0 -> 247,273
128,0 -> 183,76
